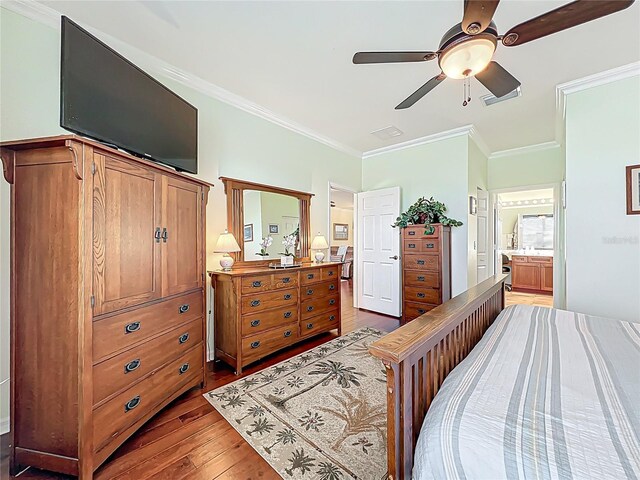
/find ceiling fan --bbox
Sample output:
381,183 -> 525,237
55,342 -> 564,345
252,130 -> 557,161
353,0 -> 635,109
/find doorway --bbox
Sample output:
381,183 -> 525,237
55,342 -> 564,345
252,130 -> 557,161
329,185 -> 355,308
492,187 -> 558,308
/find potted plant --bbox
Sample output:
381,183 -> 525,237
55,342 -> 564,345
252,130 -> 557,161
392,196 -> 463,234
280,233 -> 297,266
256,235 -> 273,257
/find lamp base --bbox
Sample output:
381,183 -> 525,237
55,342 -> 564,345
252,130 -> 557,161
314,251 -> 325,263
220,254 -> 235,271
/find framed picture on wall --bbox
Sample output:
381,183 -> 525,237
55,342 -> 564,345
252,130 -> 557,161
268,224 -> 279,234
627,164 -> 640,215
244,224 -> 254,242
469,195 -> 477,215
333,223 -> 349,240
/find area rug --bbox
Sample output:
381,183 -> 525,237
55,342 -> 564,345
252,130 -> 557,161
204,327 -> 388,479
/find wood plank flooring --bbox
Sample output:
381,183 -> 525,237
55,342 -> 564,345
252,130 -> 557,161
2,280 -> 398,480
505,290 -> 554,308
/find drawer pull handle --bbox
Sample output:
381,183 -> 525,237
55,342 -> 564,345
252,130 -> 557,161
408,243 -> 416,248
417,276 -> 425,281
307,323 -> 313,329
282,277 -> 291,283
418,309 -> 426,314
307,306 -> 314,312
417,293 -> 426,299
425,243 -> 435,249
250,300 -> 261,307
328,271 -> 334,276
284,294 -> 292,300
124,359 -> 141,374
178,333 -> 190,344
179,363 -> 190,375
250,319 -> 261,327
329,284 -> 335,291
417,260 -> 425,265
408,231 -> 416,236
307,289 -> 314,295
329,299 -> 336,305
283,311 -> 292,319
125,321 -> 141,334
125,396 -> 141,412
154,227 -> 161,243
329,315 -> 336,321
252,280 -> 262,288
179,304 -> 190,314
161,227 -> 168,243
250,341 -> 260,349
307,274 -> 314,279
284,330 -> 292,338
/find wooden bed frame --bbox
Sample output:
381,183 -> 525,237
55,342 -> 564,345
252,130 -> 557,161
369,275 -> 507,480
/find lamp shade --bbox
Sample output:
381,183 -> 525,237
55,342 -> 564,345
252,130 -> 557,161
310,233 -> 329,250
214,230 -> 240,253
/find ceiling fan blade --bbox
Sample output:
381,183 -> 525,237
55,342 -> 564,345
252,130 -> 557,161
475,62 -> 520,98
502,0 -> 635,47
353,51 -> 437,64
395,73 -> 446,110
462,0 -> 500,34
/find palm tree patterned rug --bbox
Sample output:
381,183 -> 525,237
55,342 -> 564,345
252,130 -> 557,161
204,327 -> 388,479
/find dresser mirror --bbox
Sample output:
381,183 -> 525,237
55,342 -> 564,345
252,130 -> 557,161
220,177 -> 312,266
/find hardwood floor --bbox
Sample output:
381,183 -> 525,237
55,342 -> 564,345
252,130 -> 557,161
2,280 -> 398,480
505,290 -> 554,308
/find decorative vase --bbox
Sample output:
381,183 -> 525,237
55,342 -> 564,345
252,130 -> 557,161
280,255 -> 294,266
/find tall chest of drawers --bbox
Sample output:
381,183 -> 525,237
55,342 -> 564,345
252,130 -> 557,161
1,136 -> 210,479
401,224 -> 452,323
212,263 -> 342,374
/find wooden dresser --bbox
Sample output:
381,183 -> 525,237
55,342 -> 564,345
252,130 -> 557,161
401,224 -> 452,323
212,263 -> 342,374
1,136 -> 210,479
512,255 -> 553,294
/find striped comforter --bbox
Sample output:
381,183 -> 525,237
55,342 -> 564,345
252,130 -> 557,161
413,304 -> 640,480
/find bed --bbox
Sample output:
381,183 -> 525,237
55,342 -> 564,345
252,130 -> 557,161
369,276 -> 640,479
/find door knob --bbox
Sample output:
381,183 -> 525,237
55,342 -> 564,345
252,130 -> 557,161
389,255 -> 399,260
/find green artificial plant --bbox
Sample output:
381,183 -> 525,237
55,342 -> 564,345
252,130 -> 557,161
392,196 -> 463,234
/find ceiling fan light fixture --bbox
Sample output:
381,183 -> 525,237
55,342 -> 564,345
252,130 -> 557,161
439,37 -> 496,80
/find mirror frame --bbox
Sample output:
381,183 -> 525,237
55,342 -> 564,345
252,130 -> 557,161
220,177 -> 313,267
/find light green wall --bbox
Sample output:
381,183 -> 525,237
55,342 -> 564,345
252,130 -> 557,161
565,75 -> 640,321
488,145 -> 565,190
362,135 -> 471,296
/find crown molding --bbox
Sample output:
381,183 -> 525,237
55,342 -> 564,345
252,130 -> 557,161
489,141 -> 560,160
555,61 -> 640,146
362,125 -> 474,159
0,0 -> 362,159
468,126 -> 491,158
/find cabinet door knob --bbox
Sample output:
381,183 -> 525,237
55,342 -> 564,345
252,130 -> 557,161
307,289 -> 314,295
250,300 -> 261,307
283,311 -> 292,319
154,227 -> 161,243
125,395 -> 141,412
252,280 -> 262,288
417,260 -> 425,265
417,276 -> 425,281
282,277 -> 291,283
161,228 -> 168,243
329,299 -> 336,305
306,323 -> 313,329
179,363 -> 190,375
329,284 -> 335,291
307,306 -> 314,312
329,315 -> 335,321
178,333 -> 190,344
284,330 -> 292,338
284,294 -> 292,300
307,274 -> 314,279
328,271 -> 334,276
125,321 -> 141,334
250,341 -> 260,349
250,319 -> 260,327
124,358 -> 141,374
179,304 -> 190,314
417,292 -> 426,299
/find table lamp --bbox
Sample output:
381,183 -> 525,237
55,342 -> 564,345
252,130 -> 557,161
310,233 -> 329,263
214,230 -> 241,271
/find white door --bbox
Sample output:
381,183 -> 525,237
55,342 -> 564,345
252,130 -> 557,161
493,196 -> 503,276
477,188 -> 489,282
356,187 -> 401,317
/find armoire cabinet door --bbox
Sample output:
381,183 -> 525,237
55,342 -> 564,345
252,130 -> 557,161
162,176 -> 203,296
93,154 -> 162,315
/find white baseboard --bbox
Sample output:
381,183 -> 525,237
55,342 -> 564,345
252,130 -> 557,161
0,415 -> 9,435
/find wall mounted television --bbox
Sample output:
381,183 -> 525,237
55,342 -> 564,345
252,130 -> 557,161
60,16 -> 198,174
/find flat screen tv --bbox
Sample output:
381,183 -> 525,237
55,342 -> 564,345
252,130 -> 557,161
60,16 -> 198,173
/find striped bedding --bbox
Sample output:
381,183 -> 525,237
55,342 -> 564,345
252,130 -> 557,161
413,304 -> 640,480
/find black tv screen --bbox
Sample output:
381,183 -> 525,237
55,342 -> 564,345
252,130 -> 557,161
60,16 -> 198,173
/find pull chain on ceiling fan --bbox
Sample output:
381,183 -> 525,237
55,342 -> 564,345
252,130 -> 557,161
353,0 -> 635,109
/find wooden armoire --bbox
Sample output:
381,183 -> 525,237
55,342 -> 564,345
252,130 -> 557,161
1,135 -> 211,479
401,224 -> 452,323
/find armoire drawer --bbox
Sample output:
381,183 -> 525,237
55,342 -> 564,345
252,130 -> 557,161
241,288 -> 298,314
404,271 -> 440,288
404,286 -> 441,304
300,309 -> 339,337
93,290 -> 203,362
241,306 -> 298,336
241,323 -> 299,365
302,281 -> 339,299
403,254 -> 439,271
301,294 -> 339,319
93,319 -> 203,405
93,344 -> 203,453
404,301 -> 436,321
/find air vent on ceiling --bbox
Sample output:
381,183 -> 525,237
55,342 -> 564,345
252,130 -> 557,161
481,86 -> 521,106
370,125 -> 404,140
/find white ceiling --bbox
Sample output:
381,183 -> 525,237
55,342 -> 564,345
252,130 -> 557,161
499,188 -> 554,202
39,0 -> 640,154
